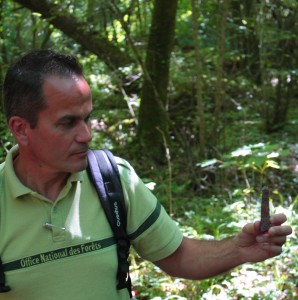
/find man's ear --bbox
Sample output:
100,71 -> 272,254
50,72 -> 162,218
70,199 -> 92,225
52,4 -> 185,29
8,116 -> 30,146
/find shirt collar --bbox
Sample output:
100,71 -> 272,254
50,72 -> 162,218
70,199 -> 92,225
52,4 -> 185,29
4,145 -> 85,199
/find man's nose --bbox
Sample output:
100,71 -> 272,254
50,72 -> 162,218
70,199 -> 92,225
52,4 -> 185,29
76,121 -> 92,143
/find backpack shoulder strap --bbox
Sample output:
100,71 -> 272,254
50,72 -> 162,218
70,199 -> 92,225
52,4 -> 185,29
0,258 -> 11,293
87,149 -> 132,297
0,176 -> 11,292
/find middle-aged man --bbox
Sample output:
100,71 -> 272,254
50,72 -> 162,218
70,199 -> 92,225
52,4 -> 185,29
0,49 -> 292,300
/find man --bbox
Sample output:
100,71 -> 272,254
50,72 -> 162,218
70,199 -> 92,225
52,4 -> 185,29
0,50 -> 292,299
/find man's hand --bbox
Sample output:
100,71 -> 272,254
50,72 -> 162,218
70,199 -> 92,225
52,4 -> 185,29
235,213 -> 292,263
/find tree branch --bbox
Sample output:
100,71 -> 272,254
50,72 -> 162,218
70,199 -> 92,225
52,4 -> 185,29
13,0 -> 132,69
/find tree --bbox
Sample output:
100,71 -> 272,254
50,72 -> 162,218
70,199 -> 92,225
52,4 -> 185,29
210,0 -> 228,150
137,0 -> 178,163
190,0 -> 206,160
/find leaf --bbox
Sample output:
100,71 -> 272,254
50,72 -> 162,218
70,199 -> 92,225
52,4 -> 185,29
231,148 -> 252,157
197,159 -> 218,168
260,160 -> 280,174
246,156 -> 267,167
265,160 -> 280,169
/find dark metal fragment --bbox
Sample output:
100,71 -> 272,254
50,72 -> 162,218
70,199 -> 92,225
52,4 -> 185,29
259,187 -> 270,233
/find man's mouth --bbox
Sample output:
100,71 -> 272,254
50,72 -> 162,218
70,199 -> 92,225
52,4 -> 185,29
71,149 -> 88,157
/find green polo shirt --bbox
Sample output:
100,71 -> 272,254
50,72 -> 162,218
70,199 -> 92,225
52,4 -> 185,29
0,145 -> 183,300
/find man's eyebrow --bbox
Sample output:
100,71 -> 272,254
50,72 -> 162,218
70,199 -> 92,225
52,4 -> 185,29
57,115 -> 78,122
58,110 -> 93,122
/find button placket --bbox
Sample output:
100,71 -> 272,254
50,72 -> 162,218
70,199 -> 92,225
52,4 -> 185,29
50,203 -> 66,242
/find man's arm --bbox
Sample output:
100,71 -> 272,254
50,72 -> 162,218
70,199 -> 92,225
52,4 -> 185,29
154,213 -> 292,280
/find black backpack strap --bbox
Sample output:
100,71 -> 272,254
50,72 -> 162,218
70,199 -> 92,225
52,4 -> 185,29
0,258 -> 11,293
87,149 -> 132,298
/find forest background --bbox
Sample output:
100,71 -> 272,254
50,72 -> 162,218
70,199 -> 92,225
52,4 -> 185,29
0,0 -> 297,299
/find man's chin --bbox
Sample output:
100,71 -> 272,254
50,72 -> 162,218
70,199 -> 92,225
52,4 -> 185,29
69,157 -> 88,173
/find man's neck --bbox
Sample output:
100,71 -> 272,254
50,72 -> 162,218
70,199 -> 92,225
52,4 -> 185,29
13,155 -> 69,202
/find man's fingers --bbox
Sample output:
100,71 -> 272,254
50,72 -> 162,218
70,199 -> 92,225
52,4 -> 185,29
268,225 -> 292,236
240,215 -> 292,245
270,213 -> 287,225
272,236 -> 287,246
257,234 -> 287,246
259,243 -> 283,256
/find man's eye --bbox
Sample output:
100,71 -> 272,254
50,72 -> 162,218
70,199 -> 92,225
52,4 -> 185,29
61,120 -> 76,128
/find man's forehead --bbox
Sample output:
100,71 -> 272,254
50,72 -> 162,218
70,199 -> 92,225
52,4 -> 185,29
44,74 -> 88,90
40,74 -> 93,120
43,75 -> 92,103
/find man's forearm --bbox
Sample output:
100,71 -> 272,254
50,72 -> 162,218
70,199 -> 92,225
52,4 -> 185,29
155,214 -> 292,280
155,236 -> 245,280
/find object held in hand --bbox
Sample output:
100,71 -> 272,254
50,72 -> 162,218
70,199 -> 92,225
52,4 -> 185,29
259,187 -> 270,233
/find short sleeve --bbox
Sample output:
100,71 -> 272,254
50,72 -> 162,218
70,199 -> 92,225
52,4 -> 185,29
116,157 -> 183,262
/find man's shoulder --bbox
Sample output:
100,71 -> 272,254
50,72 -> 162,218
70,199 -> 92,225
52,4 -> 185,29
0,145 -> 17,176
0,147 -> 16,182
114,156 -> 132,171
113,156 -> 140,188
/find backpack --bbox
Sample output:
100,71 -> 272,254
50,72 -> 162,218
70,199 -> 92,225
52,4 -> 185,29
0,149 -> 132,298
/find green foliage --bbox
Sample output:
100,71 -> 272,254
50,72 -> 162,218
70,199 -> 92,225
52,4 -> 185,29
197,141 -> 296,199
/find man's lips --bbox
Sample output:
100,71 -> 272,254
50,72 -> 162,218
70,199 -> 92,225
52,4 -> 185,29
71,149 -> 88,157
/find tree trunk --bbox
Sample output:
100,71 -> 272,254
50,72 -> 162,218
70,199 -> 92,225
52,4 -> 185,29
0,0 -> 7,111
211,0 -> 228,151
191,0 -> 206,160
137,0 -> 178,163
262,2 -> 296,133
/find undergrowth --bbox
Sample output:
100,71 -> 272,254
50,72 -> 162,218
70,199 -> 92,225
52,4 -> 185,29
129,195 -> 298,300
